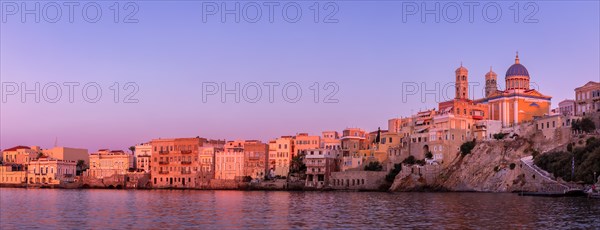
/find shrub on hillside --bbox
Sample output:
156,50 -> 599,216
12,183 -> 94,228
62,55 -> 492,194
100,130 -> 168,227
572,118 -> 596,133
385,164 -> 402,183
535,139 -> 600,184
460,140 -> 476,156
425,151 -> 433,160
364,161 -> 383,171
493,133 -> 507,140
402,156 -> 416,165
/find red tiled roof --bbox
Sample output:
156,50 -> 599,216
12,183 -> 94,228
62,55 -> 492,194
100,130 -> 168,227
2,146 -> 31,152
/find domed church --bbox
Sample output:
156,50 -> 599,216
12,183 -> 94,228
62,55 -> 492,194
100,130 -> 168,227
477,53 -> 552,127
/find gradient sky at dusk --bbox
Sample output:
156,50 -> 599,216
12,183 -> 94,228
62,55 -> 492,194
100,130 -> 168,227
1,1 -> 599,152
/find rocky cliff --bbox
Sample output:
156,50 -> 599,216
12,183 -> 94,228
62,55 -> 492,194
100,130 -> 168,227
391,125 -> 574,192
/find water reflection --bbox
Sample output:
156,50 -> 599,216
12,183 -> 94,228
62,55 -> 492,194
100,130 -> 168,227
1,189 -> 598,229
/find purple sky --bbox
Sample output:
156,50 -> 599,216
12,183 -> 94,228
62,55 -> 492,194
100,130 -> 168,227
1,1 -> 599,152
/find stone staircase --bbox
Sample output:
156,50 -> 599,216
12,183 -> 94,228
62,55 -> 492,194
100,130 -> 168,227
520,156 -> 569,192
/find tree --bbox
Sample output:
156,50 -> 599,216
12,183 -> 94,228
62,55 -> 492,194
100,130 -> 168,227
385,164 -> 402,183
572,118 -> 596,133
493,133 -> 507,140
76,160 -> 88,176
425,151 -> 433,160
402,156 -> 416,165
129,146 -> 136,154
364,161 -> 383,171
460,140 -> 477,156
289,155 -> 306,174
535,139 -> 600,184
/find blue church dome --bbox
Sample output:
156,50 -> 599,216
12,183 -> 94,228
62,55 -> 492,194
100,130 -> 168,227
505,53 -> 529,77
506,63 -> 529,77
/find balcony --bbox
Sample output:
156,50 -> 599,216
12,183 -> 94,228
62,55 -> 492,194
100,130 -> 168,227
159,151 -> 170,155
181,150 -> 192,154
181,161 -> 192,165
159,161 -> 169,165
159,171 -> 169,174
64,174 -> 74,178
181,171 -> 192,174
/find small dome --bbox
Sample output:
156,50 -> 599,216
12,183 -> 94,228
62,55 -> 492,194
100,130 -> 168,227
455,63 -> 468,73
506,53 -> 529,78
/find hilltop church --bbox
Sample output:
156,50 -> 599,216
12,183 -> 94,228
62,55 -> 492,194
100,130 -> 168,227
439,53 -> 552,128
477,53 -> 552,127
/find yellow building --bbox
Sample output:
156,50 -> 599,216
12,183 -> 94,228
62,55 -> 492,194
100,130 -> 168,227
28,157 -> 77,185
268,136 -> 294,177
0,165 -> 27,185
294,133 -> 321,156
478,54 -> 552,127
87,149 -> 132,179
2,146 -> 37,165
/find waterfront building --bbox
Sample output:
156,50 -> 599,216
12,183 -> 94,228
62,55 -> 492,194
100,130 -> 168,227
304,148 -> 340,188
198,146 -> 221,181
330,171 -> 387,190
215,140 -> 245,180
575,81 -> 600,116
243,140 -> 269,180
2,146 -> 37,165
426,110 -> 479,165
28,157 -> 77,184
405,110 -> 436,160
136,155 -> 151,173
341,128 -> 368,157
268,136 -> 294,177
134,143 -> 152,158
134,143 -> 152,170
322,131 -> 339,141
87,149 -> 132,179
321,131 -> 341,150
477,54 -> 552,127
150,137 -> 225,188
340,128 -> 368,171
293,133 -> 321,156
0,165 -> 27,185
370,130 -> 400,155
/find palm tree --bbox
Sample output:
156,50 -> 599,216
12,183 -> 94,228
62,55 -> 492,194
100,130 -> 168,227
76,160 -> 87,176
129,146 -> 135,154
